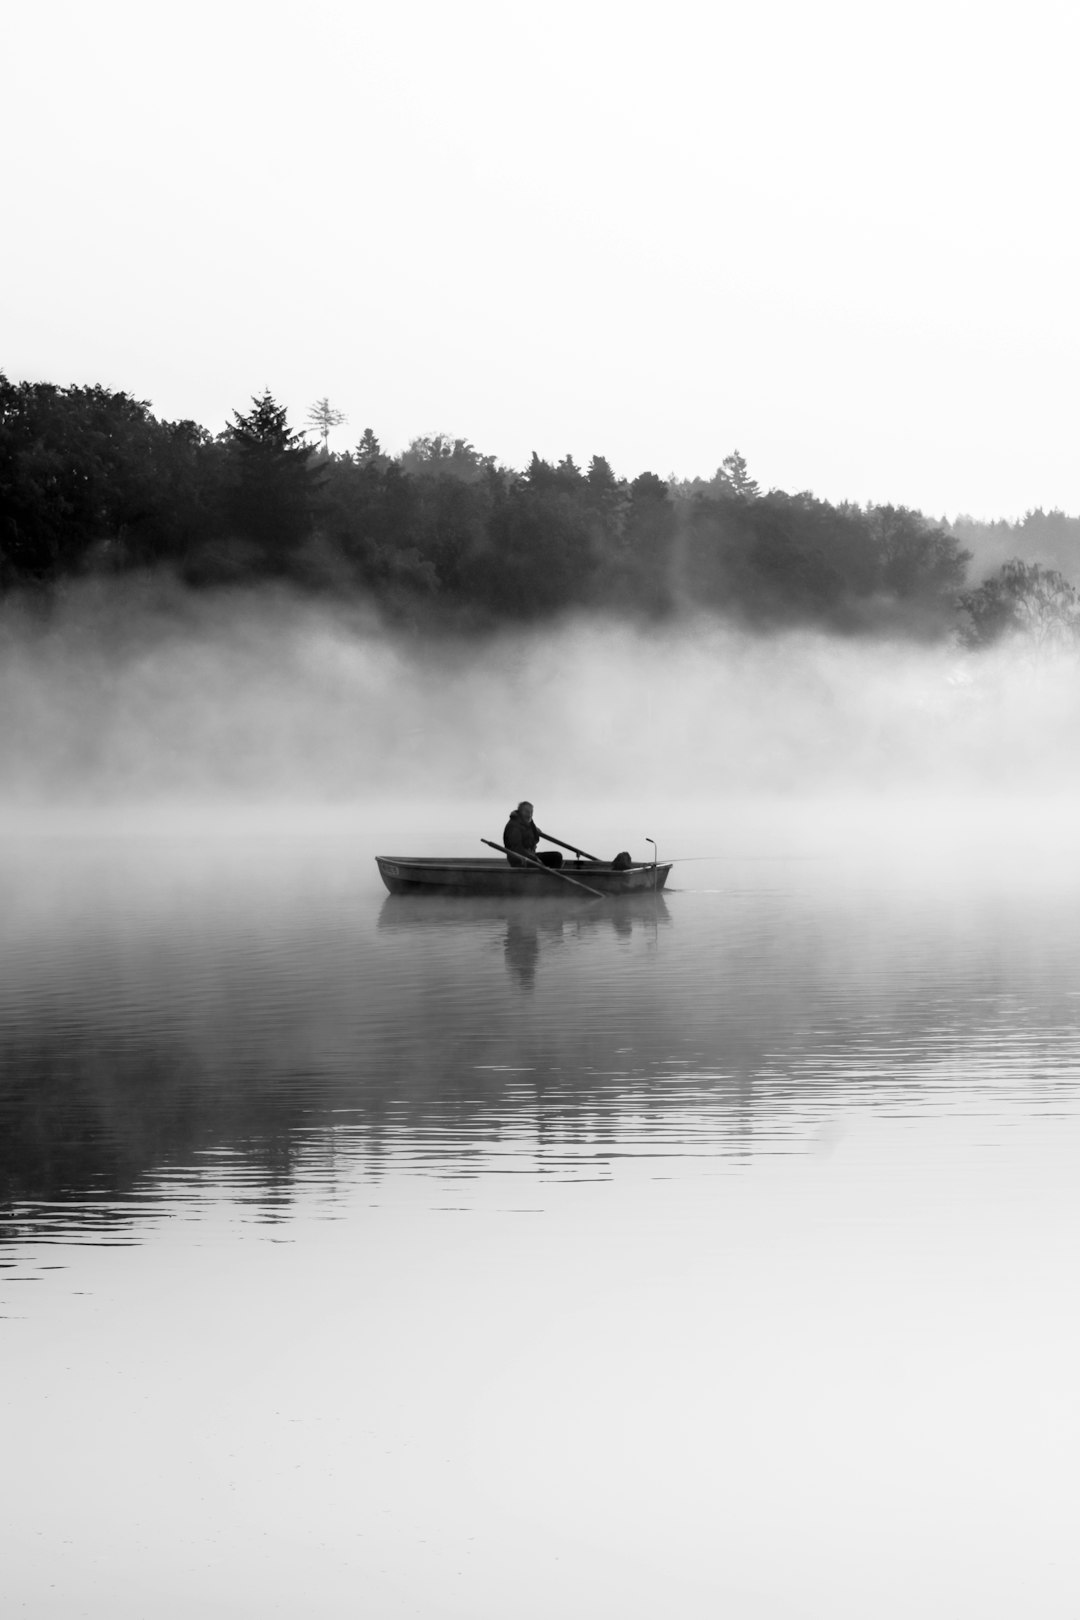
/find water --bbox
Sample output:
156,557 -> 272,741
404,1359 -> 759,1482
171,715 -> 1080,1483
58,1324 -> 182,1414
3,812 -> 1080,1618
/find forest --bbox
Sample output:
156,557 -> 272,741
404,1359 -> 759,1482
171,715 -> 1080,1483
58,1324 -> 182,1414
3,373 -> 1080,648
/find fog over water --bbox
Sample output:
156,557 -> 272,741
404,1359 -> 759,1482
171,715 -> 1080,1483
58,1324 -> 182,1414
5,582 -> 1080,1618
2,575 -> 1079,825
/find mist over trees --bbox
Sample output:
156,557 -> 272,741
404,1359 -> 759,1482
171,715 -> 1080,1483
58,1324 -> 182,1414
950,509 -> 1080,584
3,370 -> 1077,649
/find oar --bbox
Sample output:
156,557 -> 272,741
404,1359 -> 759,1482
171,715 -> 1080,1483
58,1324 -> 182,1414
481,839 -> 605,899
536,830 -> 601,862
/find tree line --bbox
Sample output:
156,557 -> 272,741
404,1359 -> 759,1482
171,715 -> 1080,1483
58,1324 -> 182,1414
2,372 -> 1077,646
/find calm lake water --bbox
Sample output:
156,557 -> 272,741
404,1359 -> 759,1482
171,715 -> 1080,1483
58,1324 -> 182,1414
3,807 -> 1080,1618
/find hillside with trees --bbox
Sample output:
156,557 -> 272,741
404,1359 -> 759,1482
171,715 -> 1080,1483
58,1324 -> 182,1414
3,372 -> 1075,649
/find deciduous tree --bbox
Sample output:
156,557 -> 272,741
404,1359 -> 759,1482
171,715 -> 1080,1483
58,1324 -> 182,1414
958,559 -> 1079,648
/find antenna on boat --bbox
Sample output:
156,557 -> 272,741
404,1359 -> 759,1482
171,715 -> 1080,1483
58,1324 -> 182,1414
646,837 -> 657,892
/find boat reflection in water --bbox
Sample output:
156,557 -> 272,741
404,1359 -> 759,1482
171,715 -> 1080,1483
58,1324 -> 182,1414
377,892 -> 671,990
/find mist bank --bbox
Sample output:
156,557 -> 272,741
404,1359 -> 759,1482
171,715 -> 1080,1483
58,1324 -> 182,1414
4,577 -> 1080,824
11,374 -> 1080,645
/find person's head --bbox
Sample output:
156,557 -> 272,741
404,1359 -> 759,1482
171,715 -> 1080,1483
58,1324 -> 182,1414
518,800 -> 534,823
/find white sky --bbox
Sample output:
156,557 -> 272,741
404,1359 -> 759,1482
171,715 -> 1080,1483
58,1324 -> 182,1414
5,0 -> 1078,518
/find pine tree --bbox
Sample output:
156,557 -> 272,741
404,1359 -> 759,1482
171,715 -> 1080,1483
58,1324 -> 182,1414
355,427 -> 382,464
307,397 -> 347,454
225,390 -> 320,564
719,450 -> 760,500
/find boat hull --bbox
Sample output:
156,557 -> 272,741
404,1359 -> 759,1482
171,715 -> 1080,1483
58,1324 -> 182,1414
375,856 -> 671,897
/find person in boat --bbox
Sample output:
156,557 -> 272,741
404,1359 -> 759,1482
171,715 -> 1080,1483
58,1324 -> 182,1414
502,802 -> 563,869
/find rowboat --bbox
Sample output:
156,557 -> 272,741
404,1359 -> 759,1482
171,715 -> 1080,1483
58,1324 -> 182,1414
375,855 -> 672,897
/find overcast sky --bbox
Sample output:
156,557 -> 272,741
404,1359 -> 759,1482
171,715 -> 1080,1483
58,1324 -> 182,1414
6,0 -> 1078,518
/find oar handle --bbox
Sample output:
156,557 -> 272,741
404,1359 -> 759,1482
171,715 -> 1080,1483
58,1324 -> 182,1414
481,839 -> 604,899
537,831 -> 602,862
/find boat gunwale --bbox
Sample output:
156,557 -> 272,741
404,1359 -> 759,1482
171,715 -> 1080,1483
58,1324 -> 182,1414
376,856 -> 666,873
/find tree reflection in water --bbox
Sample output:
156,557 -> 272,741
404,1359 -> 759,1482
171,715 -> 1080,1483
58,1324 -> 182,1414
8,865 -> 1080,1254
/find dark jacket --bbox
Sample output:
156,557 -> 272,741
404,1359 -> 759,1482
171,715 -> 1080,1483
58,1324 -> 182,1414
503,810 -> 541,865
